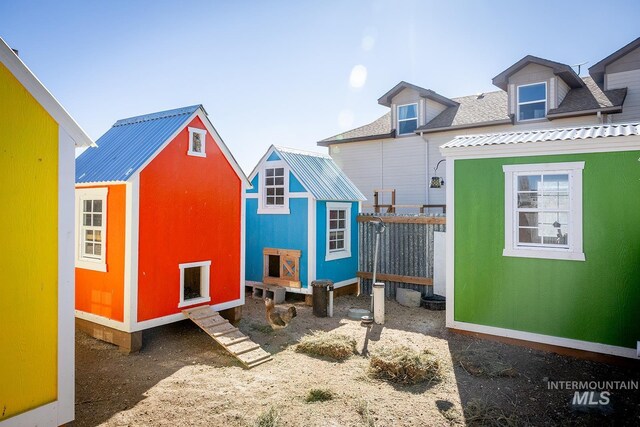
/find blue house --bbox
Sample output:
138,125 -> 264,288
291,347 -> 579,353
246,146 -> 366,296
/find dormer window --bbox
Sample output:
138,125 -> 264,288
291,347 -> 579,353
517,82 -> 546,121
188,127 -> 207,157
397,103 -> 418,135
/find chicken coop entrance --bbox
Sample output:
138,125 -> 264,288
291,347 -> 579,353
263,248 -> 301,288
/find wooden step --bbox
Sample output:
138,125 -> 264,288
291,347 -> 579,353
183,307 -> 272,369
227,340 -> 260,356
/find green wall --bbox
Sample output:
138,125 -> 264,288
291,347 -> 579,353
454,150 -> 640,349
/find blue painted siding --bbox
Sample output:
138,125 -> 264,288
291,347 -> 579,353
290,172 -> 306,193
267,151 -> 281,161
247,175 -> 259,193
315,201 -> 359,284
245,198 -> 309,288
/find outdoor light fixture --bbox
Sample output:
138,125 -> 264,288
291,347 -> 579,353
430,159 -> 446,188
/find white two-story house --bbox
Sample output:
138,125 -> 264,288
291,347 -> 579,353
318,37 -> 639,212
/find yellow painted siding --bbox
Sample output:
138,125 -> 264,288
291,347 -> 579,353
0,62 -> 58,420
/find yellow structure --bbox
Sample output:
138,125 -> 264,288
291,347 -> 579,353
0,38 -> 92,426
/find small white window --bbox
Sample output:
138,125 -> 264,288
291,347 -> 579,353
258,161 -> 290,214
188,127 -> 207,157
325,202 -> 352,261
265,167 -> 285,206
503,162 -> 584,261
517,82 -> 546,121
397,103 -> 418,135
178,261 -> 211,308
76,187 -> 108,272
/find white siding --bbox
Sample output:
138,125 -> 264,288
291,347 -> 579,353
557,77 -> 570,105
425,99 -> 448,123
607,69 -> 640,122
329,114 -> 599,214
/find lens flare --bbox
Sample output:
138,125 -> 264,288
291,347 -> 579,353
349,65 -> 367,88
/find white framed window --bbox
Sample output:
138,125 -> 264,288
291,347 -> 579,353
325,202 -> 352,261
397,103 -> 418,135
76,187 -> 108,272
178,260 -> 211,308
188,127 -> 207,157
258,161 -> 290,214
503,162 -> 584,261
517,82 -> 547,121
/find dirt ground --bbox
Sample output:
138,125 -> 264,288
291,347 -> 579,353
75,293 -> 639,426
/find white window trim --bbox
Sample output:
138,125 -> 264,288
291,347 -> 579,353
503,162 -> 585,261
75,187 -> 108,272
257,160 -> 290,214
325,202 -> 352,261
397,102 -> 418,136
187,127 -> 207,157
516,81 -> 547,122
178,260 -> 211,308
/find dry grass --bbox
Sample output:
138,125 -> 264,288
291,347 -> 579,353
304,388 -> 334,403
369,346 -> 443,385
356,400 -> 376,427
464,399 -> 520,427
254,406 -> 280,427
296,331 -> 357,361
453,348 -> 518,378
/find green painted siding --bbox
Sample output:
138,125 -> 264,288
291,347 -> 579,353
454,151 -> 640,349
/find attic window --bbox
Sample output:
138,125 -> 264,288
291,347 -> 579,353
397,103 -> 418,135
517,82 -> 546,121
188,127 -> 207,157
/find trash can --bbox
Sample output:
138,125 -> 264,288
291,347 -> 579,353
311,280 -> 333,317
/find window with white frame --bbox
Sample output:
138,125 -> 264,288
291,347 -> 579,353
503,162 -> 584,261
178,261 -> 211,308
397,103 -> 418,135
188,127 -> 207,157
326,202 -> 352,261
517,82 -> 546,121
76,187 -> 108,271
265,167 -> 285,206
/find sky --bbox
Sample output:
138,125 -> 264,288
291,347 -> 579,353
1,0 -> 639,173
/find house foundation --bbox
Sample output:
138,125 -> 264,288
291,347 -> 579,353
76,318 -> 142,353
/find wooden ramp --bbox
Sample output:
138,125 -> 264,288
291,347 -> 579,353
183,306 -> 272,368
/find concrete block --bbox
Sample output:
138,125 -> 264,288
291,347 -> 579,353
396,288 -> 421,307
265,286 -> 286,304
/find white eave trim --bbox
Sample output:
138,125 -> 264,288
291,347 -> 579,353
440,135 -> 640,159
0,37 -> 93,148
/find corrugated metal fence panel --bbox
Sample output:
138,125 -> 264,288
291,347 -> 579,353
358,213 -> 446,298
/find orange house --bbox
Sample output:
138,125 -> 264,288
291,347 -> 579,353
75,105 -> 248,350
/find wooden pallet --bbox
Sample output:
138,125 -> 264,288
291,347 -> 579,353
183,306 -> 272,369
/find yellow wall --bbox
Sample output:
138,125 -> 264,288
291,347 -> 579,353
0,62 -> 58,420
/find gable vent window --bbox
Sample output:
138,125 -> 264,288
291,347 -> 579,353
397,103 -> 418,135
265,167 -> 285,206
517,82 -> 546,121
188,127 -> 207,157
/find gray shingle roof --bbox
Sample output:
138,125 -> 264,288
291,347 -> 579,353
317,112 -> 393,146
320,76 -> 629,145
547,76 -> 626,117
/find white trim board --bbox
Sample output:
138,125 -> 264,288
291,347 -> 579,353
324,202 -> 352,261
0,37 -> 93,148
450,320 -> 639,359
440,135 -> 640,159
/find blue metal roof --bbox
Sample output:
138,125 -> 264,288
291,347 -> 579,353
76,105 -> 201,183
274,146 -> 366,201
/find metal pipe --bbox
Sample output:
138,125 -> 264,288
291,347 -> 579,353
373,282 -> 385,324
328,285 -> 334,317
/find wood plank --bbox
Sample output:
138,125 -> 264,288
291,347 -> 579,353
216,331 -> 249,346
237,348 -> 272,365
197,315 -> 228,329
263,276 -> 301,288
227,341 -> 260,355
357,271 -> 433,286
357,215 -> 446,225
184,306 -> 217,320
205,322 -> 237,337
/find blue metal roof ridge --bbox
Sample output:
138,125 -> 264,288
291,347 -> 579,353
273,146 -> 366,201
114,105 -> 202,127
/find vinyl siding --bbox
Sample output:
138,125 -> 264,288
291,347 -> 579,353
557,77 -> 570,105
426,99 -> 448,123
507,64 -> 554,117
330,140 -> 382,204
606,46 -> 640,74
607,69 -> 640,122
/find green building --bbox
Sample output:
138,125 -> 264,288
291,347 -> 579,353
441,123 -> 640,359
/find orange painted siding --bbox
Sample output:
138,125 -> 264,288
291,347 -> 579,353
137,117 -> 242,321
75,184 -> 126,321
